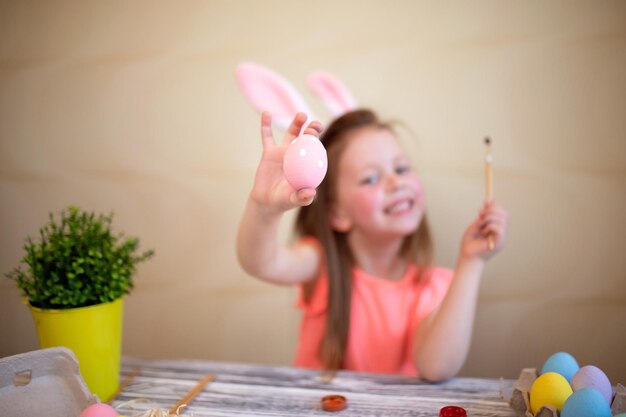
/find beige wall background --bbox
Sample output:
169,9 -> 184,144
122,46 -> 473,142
1,1 -> 625,382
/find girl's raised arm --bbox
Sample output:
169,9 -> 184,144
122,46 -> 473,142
413,200 -> 508,381
236,112 -> 323,285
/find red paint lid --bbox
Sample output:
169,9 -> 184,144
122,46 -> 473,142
321,394 -> 347,412
439,406 -> 467,417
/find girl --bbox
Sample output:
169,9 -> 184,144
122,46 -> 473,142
237,109 -> 508,381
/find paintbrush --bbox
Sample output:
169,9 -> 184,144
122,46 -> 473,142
484,137 -> 494,250
169,373 -> 214,414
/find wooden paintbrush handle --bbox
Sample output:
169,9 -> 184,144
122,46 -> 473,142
169,373 -> 214,414
485,161 -> 493,201
485,138 -> 494,250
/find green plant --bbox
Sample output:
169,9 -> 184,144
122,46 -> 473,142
6,205 -> 154,309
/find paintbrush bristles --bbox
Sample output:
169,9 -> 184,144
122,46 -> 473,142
484,137 -> 493,162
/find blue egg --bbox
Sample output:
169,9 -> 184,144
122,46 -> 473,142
541,352 -> 579,382
561,388 -> 612,417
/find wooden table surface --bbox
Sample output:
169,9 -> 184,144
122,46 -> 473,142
111,357 -> 517,416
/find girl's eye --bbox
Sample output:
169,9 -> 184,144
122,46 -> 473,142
395,165 -> 411,175
360,174 -> 379,185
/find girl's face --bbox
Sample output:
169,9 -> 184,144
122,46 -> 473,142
330,127 -> 424,240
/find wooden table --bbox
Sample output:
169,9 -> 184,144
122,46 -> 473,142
111,357 -> 517,416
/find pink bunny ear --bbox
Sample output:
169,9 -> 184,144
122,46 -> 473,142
307,71 -> 357,117
235,62 -> 316,131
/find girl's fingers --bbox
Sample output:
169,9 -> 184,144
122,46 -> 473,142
284,112 -> 308,144
289,188 -> 316,206
298,188 -> 316,205
480,205 -> 508,224
260,112 -> 275,149
481,222 -> 507,247
480,220 -> 503,236
303,120 -> 324,138
467,201 -> 508,255
490,205 -> 507,218
481,211 -> 507,226
479,215 -> 506,235
479,209 -> 507,233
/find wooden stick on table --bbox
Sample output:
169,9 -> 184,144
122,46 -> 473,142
169,373 -> 214,415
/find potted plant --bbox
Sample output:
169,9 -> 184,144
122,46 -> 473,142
6,205 -> 154,402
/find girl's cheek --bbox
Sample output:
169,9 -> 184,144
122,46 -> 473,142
410,176 -> 425,208
352,189 -> 382,216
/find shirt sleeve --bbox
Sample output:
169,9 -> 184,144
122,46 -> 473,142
413,267 -> 454,323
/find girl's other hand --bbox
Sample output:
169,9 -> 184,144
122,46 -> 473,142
250,111 -> 324,214
459,200 -> 508,261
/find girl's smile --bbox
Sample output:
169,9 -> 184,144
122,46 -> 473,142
384,197 -> 414,216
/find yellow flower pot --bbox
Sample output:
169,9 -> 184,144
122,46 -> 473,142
29,297 -> 123,402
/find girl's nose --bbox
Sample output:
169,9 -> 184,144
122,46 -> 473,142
386,173 -> 403,192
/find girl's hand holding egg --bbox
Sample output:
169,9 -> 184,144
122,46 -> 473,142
252,112 -> 325,212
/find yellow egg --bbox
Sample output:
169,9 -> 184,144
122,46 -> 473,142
530,371 -> 573,413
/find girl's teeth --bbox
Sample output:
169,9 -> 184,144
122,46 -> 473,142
388,201 -> 410,214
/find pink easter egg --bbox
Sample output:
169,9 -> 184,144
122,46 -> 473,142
283,134 -> 327,190
80,403 -> 119,417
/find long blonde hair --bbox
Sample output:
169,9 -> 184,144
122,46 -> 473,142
294,109 -> 433,370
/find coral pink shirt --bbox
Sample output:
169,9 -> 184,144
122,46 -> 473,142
295,263 -> 453,376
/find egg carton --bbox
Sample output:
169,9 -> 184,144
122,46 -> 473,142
508,368 -> 626,417
0,347 -> 98,417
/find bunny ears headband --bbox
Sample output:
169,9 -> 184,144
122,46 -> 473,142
235,62 -> 358,131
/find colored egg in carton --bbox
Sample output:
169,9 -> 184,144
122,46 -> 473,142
508,353 -> 625,417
